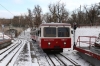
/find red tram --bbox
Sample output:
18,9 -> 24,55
31,23 -> 72,52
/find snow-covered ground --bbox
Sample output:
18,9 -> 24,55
75,27 -> 100,47
28,27 -> 100,66
64,26 -> 100,66
0,27 -> 100,66
0,32 -> 11,40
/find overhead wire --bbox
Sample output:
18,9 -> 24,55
0,3 -> 14,16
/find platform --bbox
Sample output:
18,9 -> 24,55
80,46 -> 100,54
74,36 -> 100,66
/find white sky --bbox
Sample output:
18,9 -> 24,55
0,0 -> 100,18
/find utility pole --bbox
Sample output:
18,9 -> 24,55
2,24 -> 4,40
98,2 -> 100,17
58,0 -> 61,23
80,5 -> 81,24
73,22 -> 77,49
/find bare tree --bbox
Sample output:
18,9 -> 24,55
84,5 -> 98,26
49,4 -> 57,22
71,11 -> 77,22
48,2 -> 69,23
67,3 -> 100,26
27,9 -> 33,27
33,5 -> 42,27
43,13 -> 52,23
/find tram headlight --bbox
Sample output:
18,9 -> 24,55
64,42 -> 66,45
48,42 -> 51,45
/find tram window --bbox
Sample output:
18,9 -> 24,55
58,27 -> 70,37
44,27 -> 56,37
36,32 -> 37,36
35,33 -> 37,36
39,28 -> 41,37
38,31 -> 39,36
71,30 -> 73,34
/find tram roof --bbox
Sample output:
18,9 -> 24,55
39,23 -> 71,26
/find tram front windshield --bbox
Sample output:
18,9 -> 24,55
44,27 -> 70,37
58,27 -> 70,37
44,27 -> 56,37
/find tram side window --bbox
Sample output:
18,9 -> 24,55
36,32 -> 38,36
58,27 -> 70,37
39,28 -> 41,37
32,32 -> 34,35
38,31 -> 39,36
34,32 -> 36,35
33,32 -> 35,35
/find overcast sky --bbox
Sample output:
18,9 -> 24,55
0,0 -> 100,18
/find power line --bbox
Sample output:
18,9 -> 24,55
0,3 -> 14,16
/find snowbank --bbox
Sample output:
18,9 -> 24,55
0,32 -> 11,40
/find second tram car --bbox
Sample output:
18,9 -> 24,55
31,23 -> 72,52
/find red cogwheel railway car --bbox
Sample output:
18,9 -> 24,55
31,22 -> 72,52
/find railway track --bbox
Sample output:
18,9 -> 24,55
47,54 -> 80,66
0,40 -> 88,66
31,41 -> 80,66
0,40 -> 21,55
47,54 -> 64,66
14,41 -> 32,66
56,54 -> 80,66
0,39 -> 26,66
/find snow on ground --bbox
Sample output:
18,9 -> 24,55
0,28 -> 31,66
0,27 -> 100,66
76,26 -> 100,37
63,26 -> 100,66
14,27 -> 100,66
14,41 -> 32,66
75,27 -> 100,47
0,32 -> 11,40
17,28 -> 31,41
